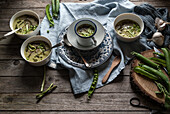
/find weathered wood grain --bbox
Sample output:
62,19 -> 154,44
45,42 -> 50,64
0,93 -> 161,111
0,74 -> 134,93
0,112 -> 151,114
0,60 -> 44,76
0,32 -> 23,45
0,0 -> 170,9
0,0 -> 169,113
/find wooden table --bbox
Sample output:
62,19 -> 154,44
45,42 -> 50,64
0,0 -> 169,114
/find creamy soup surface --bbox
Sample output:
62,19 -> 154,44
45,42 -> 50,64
115,19 -> 141,38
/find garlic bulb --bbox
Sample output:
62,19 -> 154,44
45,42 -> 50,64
155,17 -> 166,31
147,32 -> 164,46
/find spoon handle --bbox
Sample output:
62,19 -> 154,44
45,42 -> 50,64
51,42 -> 63,49
4,28 -> 21,37
75,48 -> 91,68
102,56 -> 121,84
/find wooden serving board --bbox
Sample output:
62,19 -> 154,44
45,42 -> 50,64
131,49 -> 169,104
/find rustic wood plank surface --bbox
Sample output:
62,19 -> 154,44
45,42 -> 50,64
0,0 -> 169,114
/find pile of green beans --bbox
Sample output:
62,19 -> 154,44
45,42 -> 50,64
52,0 -> 60,19
132,50 -> 170,109
45,0 -> 60,27
87,69 -> 98,100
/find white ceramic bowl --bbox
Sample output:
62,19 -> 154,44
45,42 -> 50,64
113,13 -> 144,42
20,35 -> 52,66
10,10 -> 40,39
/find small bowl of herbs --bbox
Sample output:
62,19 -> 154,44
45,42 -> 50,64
113,13 -> 144,42
10,10 -> 40,39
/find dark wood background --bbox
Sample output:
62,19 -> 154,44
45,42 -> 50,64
0,0 -> 169,114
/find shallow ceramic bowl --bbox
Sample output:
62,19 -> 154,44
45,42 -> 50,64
20,35 -> 52,66
113,13 -> 144,42
10,10 -> 40,39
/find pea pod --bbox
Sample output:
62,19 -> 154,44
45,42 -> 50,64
161,48 -> 170,75
134,66 -> 159,80
153,52 -> 165,58
87,69 -> 98,100
45,4 -> 54,27
131,51 -> 160,69
51,0 -> 57,18
56,0 -> 60,14
140,64 -> 170,92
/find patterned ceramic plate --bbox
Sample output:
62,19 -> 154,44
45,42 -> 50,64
57,27 -> 114,69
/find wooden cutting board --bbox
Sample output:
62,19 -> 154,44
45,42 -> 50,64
131,49 -> 169,104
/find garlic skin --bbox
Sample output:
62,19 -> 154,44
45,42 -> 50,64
147,32 -> 164,46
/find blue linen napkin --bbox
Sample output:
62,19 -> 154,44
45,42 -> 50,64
40,0 -> 169,94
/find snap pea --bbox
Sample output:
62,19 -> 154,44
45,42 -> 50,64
140,64 -> 170,92
150,57 -> 166,67
45,4 -> 54,27
161,48 -> 170,75
150,57 -> 166,64
56,0 -> 60,14
36,83 -> 57,103
131,51 -> 160,69
52,0 -> 58,18
87,69 -> 98,100
134,66 -> 159,80
153,52 -> 165,58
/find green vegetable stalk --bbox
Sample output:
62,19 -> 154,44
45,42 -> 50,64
52,0 -> 57,18
36,83 -> 57,103
87,69 -> 98,100
131,51 -> 160,69
45,4 -> 54,27
133,66 -> 159,80
55,0 -> 60,14
149,57 -> 166,67
153,52 -> 165,58
161,48 -> 170,75
140,64 -> 170,93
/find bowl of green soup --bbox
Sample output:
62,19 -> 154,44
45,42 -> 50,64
74,20 -> 97,47
10,10 -> 40,39
113,13 -> 144,42
21,35 -> 52,66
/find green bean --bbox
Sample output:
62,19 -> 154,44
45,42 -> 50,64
150,57 -> 166,64
45,4 -> 54,27
153,52 -> 165,58
87,69 -> 98,100
56,0 -> 60,14
151,59 -> 166,67
52,0 -> 57,18
36,83 -> 57,103
134,66 -> 159,80
131,51 -> 160,69
161,48 -> 170,75
150,57 -> 166,67
140,64 -> 170,92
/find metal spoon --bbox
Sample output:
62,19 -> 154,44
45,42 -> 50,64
63,35 -> 91,68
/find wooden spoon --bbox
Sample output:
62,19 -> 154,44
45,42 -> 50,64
102,56 -> 121,84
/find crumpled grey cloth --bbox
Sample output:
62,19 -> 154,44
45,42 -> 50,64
40,0 -> 169,94
133,4 -> 170,48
